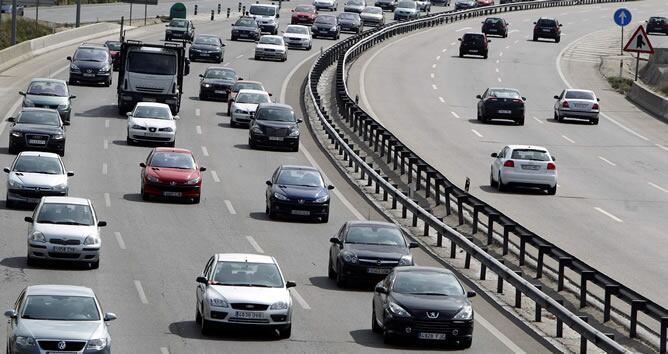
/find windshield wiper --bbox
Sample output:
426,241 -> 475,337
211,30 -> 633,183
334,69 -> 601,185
408,292 -> 449,296
53,221 -> 90,225
248,284 -> 272,288
218,283 -> 252,287
36,220 -> 57,224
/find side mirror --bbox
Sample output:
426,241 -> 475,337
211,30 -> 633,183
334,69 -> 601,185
551,155 -> 556,162
199,166 -> 207,172
297,119 -> 303,124
221,43 -> 226,47
139,162 -> 146,168
490,152 -> 498,158
173,115 -> 180,120
24,216 -> 33,223
7,117 -> 15,122
238,77 -> 244,81
97,221 -> 107,227
475,94 -> 482,99
3,167 -> 9,173
329,237 -> 341,244
467,291 -> 477,298
67,171 -> 74,177
533,21 -> 536,24
18,91 -> 26,96
597,98 -> 600,102
291,9 -> 294,12
4,309 -> 17,319
69,95 -> 77,99
558,24 -> 562,27
196,276 -> 208,284
375,286 -> 388,294
199,74 -> 204,78
457,38 -> 462,41
553,95 -> 559,99
286,281 -> 296,288
276,14 -> 280,18
103,313 -> 117,321
66,56 -> 72,61
165,24 -> 169,27
265,180 -> 273,186
487,39 -> 491,43
408,241 -> 419,248
126,112 -> 132,117
327,185 -> 335,190
268,93 -> 273,97
521,97 -> 526,101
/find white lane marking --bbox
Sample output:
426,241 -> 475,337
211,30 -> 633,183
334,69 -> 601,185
195,108 -> 201,117
436,55 -> 441,60
160,348 -> 169,354
598,156 -> 616,167
514,39 -> 519,44
450,41 -> 457,46
476,314 -> 527,354
104,193 -> 111,207
431,63 -> 436,69
451,111 -> 460,119
246,236 -> 264,253
280,46 -> 322,103
561,135 -> 575,144
505,45 -> 510,49
496,59 -> 500,64
441,48 -> 447,53
290,288 -> 311,310
497,77 -> 502,83
224,200 -> 236,215
495,68 -> 499,73
431,84 -> 438,90
223,62 -> 230,66
105,119 -> 110,128
103,139 -> 108,150
656,143 -> 668,151
455,26 -> 472,32
114,232 -> 126,250
0,99 -> 22,136
102,163 -> 108,175
509,30 -> 519,34
471,129 -> 483,138
201,146 -> 209,156
532,117 -> 543,124
594,207 -> 623,223
196,125 -> 202,134
430,73 -> 435,79
211,170 -> 220,183
438,97 -> 445,103
134,280 -> 149,304
235,54 -> 244,59
499,51 -> 503,57
648,182 -> 668,193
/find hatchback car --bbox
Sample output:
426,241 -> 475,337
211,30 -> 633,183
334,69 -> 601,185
482,17 -> 508,37
140,148 -> 206,203
454,0 -> 477,10
231,16 -> 261,41
165,18 -> 195,41
374,0 -> 396,11
458,32 -> 490,59
25,197 -> 107,268
126,102 -> 178,146
329,221 -> 418,286
533,17 -> 561,42
227,81 -> 267,114
291,5 -> 318,24
19,79 -> 75,124
249,103 -> 301,151
361,6 -> 385,26
490,145 -> 557,194
372,267 -> 476,348
265,165 -> 334,222
190,34 -> 226,63
312,15 -> 341,39
344,0 -> 367,13
338,12 -> 364,33
553,89 -> 600,124
476,88 -> 525,125
394,0 -> 418,21
8,108 -> 66,156
4,285 -> 117,354
230,89 -> 272,127
4,152 -> 73,208
255,35 -> 288,61
314,0 -> 338,11
199,67 -> 240,101
646,17 -> 667,35
195,253 -> 295,337
67,43 -> 112,86
104,40 -> 121,70
283,25 -> 313,50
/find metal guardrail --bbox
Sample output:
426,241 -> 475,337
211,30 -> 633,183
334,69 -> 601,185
306,0 -> 668,352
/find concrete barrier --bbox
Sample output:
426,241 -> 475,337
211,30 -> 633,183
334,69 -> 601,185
627,81 -> 668,122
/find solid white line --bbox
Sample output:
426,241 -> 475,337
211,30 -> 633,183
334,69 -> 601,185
471,129 -> 483,138
476,314 -> 526,354
455,26 -> 472,32
195,125 -> 202,134
201,146 -> 209,156
223,62 -> 230,66
245,236 -> 264,253
134,280 -> 149,304
235,54 -> 244,59
438,97 -> 445,103
104,119 -> 110,128
561,135 -> 575,144
431,63 -> 436,69
114,232 -> 126,250
224,200 -> 236,215
436,55 -> 441,60
495,68 -> 499,73
290,288 -> 311,310
160,348 -> 169,354
656,143 -> 668,152
532,117 -> 543,124
103,139 -> 108,150
104,193 -> 111,207
598,156 -> 616,167
594,207 -> 623,223
430,73 -> 434,79
211,170 -> 220,183
431,84 -> 438,90
441,48 -> 447,53
648,182 -> 668,193
102,163 -> 108,175
451,111 -> 460,119
195,108 -> 201,117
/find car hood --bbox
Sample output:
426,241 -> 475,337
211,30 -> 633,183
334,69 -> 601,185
273,184 -> 327,201
293,12 -> 315,17
15,319 -> 105,340
166,26 -> 188,32
343,243 -> 408,259
283,33 -> 310,40
12,124 -> 63,134
345,4 -> 365,9
24,95 -> 69,106
233,25 -> 259,31
313,22 -> 337,28
33,223 -> 98,239
457,0 -> 476,4
148,167 -> 199,183
339,18 -> 360,25
395,7 -> 417,13
361,13 -> 383,19
191,44 -> 221,51
250,15 -> 276,22
129,117 -> 175,129
209,285 -> 290,304
256,43 -> 285,50
392,293 -> 469,318
201,78 -> 235,86
233,103 -> 260,112
72,60 -> 107,70
10,172 -> 67,188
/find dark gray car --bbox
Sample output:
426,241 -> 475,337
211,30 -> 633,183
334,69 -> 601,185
338,12 -> 363,33
248,103 -> 301,151
19,79 -> 75,124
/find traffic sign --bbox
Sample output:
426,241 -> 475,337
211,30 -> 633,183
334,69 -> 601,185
614,8 -> 632,27
624,26 -> 654,54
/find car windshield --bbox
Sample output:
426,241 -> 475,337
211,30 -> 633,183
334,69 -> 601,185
133,106 -> 171,120
565,90 -> 595,100
277,169 -> 324,187
393,271 -> 465,296
236,92 -> 270,104
295,5 -> 315,12
194,36 -> 220,45
537,19 -> 556,26
250,5 -> 276,16
348,0 -> 364,5
149,152 -> 196,169
36,203 -> 94,226
13,156 -> 63,174
127,52 -> 177,75
205,68 -> 236,79
105,41 -> 121,51
73,48 -> 108,62
259,36 -> 283,45
488,89 -> 521,99
316,16 -> 336,24
235,18 -> 258,27
286,26 -> 309,34
233,82 -> 264,92
463,34 -> 485,43
169,19 -> 188,27
339,13 -> 359,20
17,111 -> 61,126
485,18 -> 502,24
650,17 -> 666,24
256,107 -> 295,122
212,261 -> 284,288
26,81 -> 68,97
364,7 -> 382,14
397,1 -> 415,8
22,295 -> 100,321
345,225 -> 406,246
511,149 -> 550,161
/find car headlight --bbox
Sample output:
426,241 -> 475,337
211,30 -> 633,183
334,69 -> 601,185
100,65 -> 110,72
190,48 -> 200,52
273,192 -> 289,201
57,103 -> 70,110
186,176 -> 201,185
22,99 -> 34,107
10,131 -> 23,137
8,177 -> 22,188
15,336 -> 36,347
251,126 -> 264,134
209,297 -> 229,308
86,338 -> 107,350
51,134 -> 65,140
453,305 -> 473,320
270,301 -> 289,310
341,251 -> 358,263
131,124 -> 146,130
330,26 -> 338,31
234,108 -> 249,114
54,182 -> 68,190
232,29 -> 239,33
202,83 -> 211,88
314,195 -> 329,203
388,301 -> 411,317
69,63 -> 80,71
398,255 -> 413,266
158,127 -> 173,132
147,175 -> 161,183
30,231 -> 46,243
83,235 -> 99,245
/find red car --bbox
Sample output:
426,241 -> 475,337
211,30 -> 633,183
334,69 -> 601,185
104,40 -> 121,71
476,0 -> 493,6
140,147 -> 206,203
291,5 -> 318,25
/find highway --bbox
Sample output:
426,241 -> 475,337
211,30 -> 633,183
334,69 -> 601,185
0,3 -> 552,353
349,0 -> 668,309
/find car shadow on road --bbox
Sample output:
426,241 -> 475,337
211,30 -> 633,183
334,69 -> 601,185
76,105 -> 122,119
248,211 -> 324,224
349,329 -> 462,351
545,118 -> 592,125
168,321 -> 282,341
216,112 -> 229,117
526,39 -> 558,44
308,276 -> 373,293
122,193 -> 196,204
480,185 -> 547,196
0,256 -> 92,271
233,143 -> 253,150
467,119 -> 517,126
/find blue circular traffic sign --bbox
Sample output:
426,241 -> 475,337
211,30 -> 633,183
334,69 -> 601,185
614,8 -> 632,27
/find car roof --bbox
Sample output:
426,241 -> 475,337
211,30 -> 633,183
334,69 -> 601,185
394,266 -> 455,275
135,102 -> 171,108
19,107 -> 60,114
279,164 -> 319,171
506,145 -> 548,151
537,17 -> 557,21
206,66 -> 235,71
260,35 -> 283,40
78,43 -> 108,49
346,220 -> 399,228
25,285 -> 96,297
42,196 -> 90,205
29,78 -> 67,85
17,151 -> 61,158
463,32 -> 485,36
487,87 -> 520,92
153,147 -> 193,154
257,102 -> 292,110
251,3 -> 277,7
286,24 -> 310,28
196,34 -> 219,38
237,89 -> 269,95
216,253 -> 276,264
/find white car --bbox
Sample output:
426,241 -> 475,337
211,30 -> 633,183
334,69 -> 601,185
314,0 -> 338,11
4,151 -> 74,208
195,253 -> 295,338
553,89 -> 600,125
25,196 -> 107,268
283,25 -> 313,50
126,102 -> 178,146
255,35 -> 288,62
230,89 -> 272,127
490,145 -> 557,195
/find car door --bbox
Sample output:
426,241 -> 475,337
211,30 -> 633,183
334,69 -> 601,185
478,88 -> 488,115
491,146 -> 506,176
374,272 -> 393,324
330,223 -> 347,269
554,90 -> 564,112
197,256 -> 215,306
266,167 -> 280,203
141,150 -> 153,184
8,289 -> 26,344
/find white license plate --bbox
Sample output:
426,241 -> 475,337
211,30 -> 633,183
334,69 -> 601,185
28,139 -> 47,145
240,33 -> 248,37
498,109 -> 512,114
367,268 -> 391,274
200,53 -> 209,56
214,90 -> 225,94
418,332 -> 446,340
542,29 -> 551,32
489,29 -> 497,31
48,352 -> 77,354
291,210 -> 310,216
163,191 -> 182,197
144,132 -> 159,137
53,246 -> 77,253
143,98 -> 156,102
469,49 -> 478,53
269,136 -> 284,141
83,73 -> 95,77
235,311 -> 264,319
574,104 -> 587,108
521,165 -> 540,170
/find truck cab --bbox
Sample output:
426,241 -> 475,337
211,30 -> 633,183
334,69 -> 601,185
248,4 -> 280,35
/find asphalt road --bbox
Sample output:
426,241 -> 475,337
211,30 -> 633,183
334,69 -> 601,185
0,4 -> 551,353
350,0 -> 668,308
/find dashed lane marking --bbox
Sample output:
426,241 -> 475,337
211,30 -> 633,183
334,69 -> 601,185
532,117 -> 544,124
431,84 -> 438,90
290,289 -> 311,310
211,170 -> 220,183
471,129 -> 483,138
105,119 -> 109,128
455,26 -> 472,32
438,97 -> 445,103
104,193 -> 111,207
598,156 -> 616,167
431,64 -> 436,69
648,182 -> 668,193
160,348 -> 169,354
224,200 -> 236,215
246,236 -> 264,253
201,146 -> 209,156
561,135 -> 575,144
451,111 -> 460,119
594,207 -> 623,223
102,163 -> 108,175
114,232 -> 126,250
134,280 -> 149,304
430,73 -> 435,79
195,108 -> 201,117
103,139 -> 108,150
196,125 -> 202,134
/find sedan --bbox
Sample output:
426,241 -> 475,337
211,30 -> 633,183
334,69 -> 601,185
254,35 -> 288,62
394,0 -> 418,21
454,0 -> 477,10
25,197 -> 107,268
8,108 -> 66,156
249,103 -> 301,151
265,165 -> 334,222
140,148 -> 206,203
283,25 -> 313,50
490,145 -> 557,194
482,17 -> 508,37
231,16 -> 261,41
344,0 -> 367,13
291,5 -> 318,25
189,34 -> 226,63
312,15 -> 340,39
126,102 -> 178,146
19,78 -> 76,124
553,89 -> 600,124
476,88 -> 525,125
4,285 -> 117,354
314,0 -> 338,11
329,221 -> 418,286
230,89 -> 272,127
361,6 -> 385,26
4,152 -> 74,208
372,267 -> 476,348
476,0 -> 493,6
227,81 -> 267,115
646,16 -> 668,35
338,12 -> 363,33
199,67 -> 240,101
104,40 -> 121,70
374,0 -> 396,11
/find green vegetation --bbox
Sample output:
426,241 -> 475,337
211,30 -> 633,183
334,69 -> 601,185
607,76 -> 634,95
0,16 -> 52,50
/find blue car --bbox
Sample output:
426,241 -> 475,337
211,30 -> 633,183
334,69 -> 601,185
265,165 -> 334,222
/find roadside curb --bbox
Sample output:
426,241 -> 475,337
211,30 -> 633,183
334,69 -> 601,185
627,80 -> 668,123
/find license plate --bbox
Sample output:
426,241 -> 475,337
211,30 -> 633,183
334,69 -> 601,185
542,29 -> 551,32
418,332 -> 446,340
83,73 -> 95,77
489,29 -> 497,31
163,191 -> 182,197
53,246 -> 77,253
521,165 -> 540,170
291,210 -> 310,216
367,268 -> 391,274
29,139 -> 47,145
574,104 -> 587,108
144,132 -> 159,137
214,90 -> 225,94
240,33 -> 248,37
469,49 -> 478,53
235,311 -> 264,319
200,53 -> 209,56
269,136 -> 284,141
498,109 -> 512,114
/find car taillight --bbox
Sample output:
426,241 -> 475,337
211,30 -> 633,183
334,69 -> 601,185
562,101 -> 569,108
547,162 -> 556,170
503,160 -> 514,167
592,103 -> 599,110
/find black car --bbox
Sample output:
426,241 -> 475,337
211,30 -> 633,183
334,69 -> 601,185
476,87 -> 526,125
67,43 -> 112,86
533,17 -> 561,42
646,17 -> 668,35
265,165 -> 334,222
249,103 -> 301,151
189,34 -> 226,63
104,40 -> 121,71
328,221 -> 418,286
481,17 -> 508,37
198,67 -> 239,101
8,108 -> 66,156
312,15 -> 340,39
458,32 -> 490,59
430,0 -> 450,5
231,16 -> 261,41
338,12 -> 363,34
372,267 -> 476,348
165,18 -> 195,41
374,0 -> 397,11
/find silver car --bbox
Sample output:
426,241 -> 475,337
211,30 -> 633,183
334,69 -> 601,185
394,0 -> 418,20
553,89 -> 600,125
25,197 -> 107,269
19,79 -> 76,125
361,6 -> 385,26
344,0 -> 367,13
4,151 -> 74,208
4,285 -> 116,354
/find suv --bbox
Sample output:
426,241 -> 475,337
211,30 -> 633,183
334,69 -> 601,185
646,17 -> 668,35
482,17 -> 508,37
165,18 -> 195,41
248,103 -> 301,151
458,32 -> 490,59
67,43 -> 112,86
249,4 -> 280,34
533,18 -> 561,42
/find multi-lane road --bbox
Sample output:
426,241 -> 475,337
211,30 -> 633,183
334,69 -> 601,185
350,0 -> 668,308
0,3 -> 557,353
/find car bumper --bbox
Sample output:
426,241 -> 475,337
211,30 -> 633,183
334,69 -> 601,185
250,133 -> 299,148
7,188 -> 67,204
291,17 -> 315,24
500,169 -> 557,188
312,29 -> 338,38
69,71 -> 111,83
232,31 -> 260,40
383,315 -> 474,342
340,25 -> 361,32
259,24 -> 278,33
284,39 -> 311,48
9,343 -> 111,354
119,92 -> 179,110
200,86 -> 230,100
128,129 -> 175,143
556,109 -> 598,119
269,198 -> 329,218
9,135 -> 65,154
190,52 -> 223,61
461,47 -> 487,56
314,3 -> 337,9
143,181 -> 201,198
204,303 -> 292,328
255,50 -> 287,60
231,111 -> 253,124
339,262 -> 395,279
534,31 -> 559,39
28,242 -> 100,263
166,31 -> 190,39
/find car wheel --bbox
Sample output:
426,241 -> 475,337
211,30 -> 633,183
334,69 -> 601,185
336,265 -> 347,287
90,260 -> 100,269
267,202 -> 277,219
230,120 -> 237,128
383,330 -> 395,344
490,170 -> 496,187
554,111 -> 560,122
372,306 -> 382,333
195,306 -> 202,324
497,173 -> 505,192
254,55 -> 260,60
291,144 -> 299,152
591,119 -> 599,125
231,35 -> 237,41
547,185 -> 557,195
105,78 -> 112,87
201,316 -> 212,336
199,92 -> 205,100
328,257 -> 336,279
533,35 -> 538,41
458,338 -> 473,349
483,53 -> 488,59
192,196 -> 201,204
459,51 -> 463,58
249,137 -> 257,149
166,140 -> 175,147
555,36 -> 561,43
279,324 -> 291,339
141,187 -> 149,201
517,117 -> 524,126
58,149 -> 65,157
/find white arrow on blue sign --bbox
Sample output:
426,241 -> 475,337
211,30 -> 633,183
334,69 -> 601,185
614,8 -> 632,27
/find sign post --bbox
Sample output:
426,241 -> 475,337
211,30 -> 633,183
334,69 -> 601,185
614,8 -> 632,55
623,25 -> 654,81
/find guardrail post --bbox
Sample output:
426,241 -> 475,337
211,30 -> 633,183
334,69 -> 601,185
660,317 -> 668,354
502,224 -> 515,255
211,10 -> 214,20
402,202 -> 407,219
533,284 -> 542,322
557,256 -> 572,291
514,270 -> 523,308
415,163 -> 426,191
464,243 -> 472,268
436,218 -> 444,247
425,171 -> 436,198
407,157 -> 418,183
479,247 -> 488,280
496,259 -> 504,293
603,285 -> 619,322
471,203 -> 484,234
450,239 -> 456,258
536,245 -> 551,279
556,299 -> 564,337
630,300 -> 647,338
579,271 -> 595,308
486,212 -> 499,245
579,316 -> 588,353
390,184 -> 398,209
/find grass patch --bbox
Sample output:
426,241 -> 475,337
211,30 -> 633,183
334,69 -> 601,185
607,76 -> 634,95
0,16 -> 52,50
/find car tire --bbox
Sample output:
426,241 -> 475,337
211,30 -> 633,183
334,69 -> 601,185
231,35 -> 237,41
517,117 -> 524,126
490,170 -> 496,187
458,338 -> 473,349
328,257 -> 336,279
555,36 -> 561,43
372,307 -> 382,333
105,78 -> 112,87
141,187 -> 149,201
58,149 -> 65,157
554,111 -> 560,122
483,53 -> 488,59
249,138 -> 257,149
336,265 -> 347,287
254,55 -> 260,60
195,306 -> 202,324
547,185 -> 557,195
321,213 -> 329,223
459,51 -> 463,58
5,196 -> 15,209
279,324 -> 292,339
201,317 -> 212,336
291,144 -> 299,152
26,255 -> 37,267
193,196 -> 201,204
267,202 -> 277,219
533,35 -> 538,41
497,173 -> 505,192
230,120 -> 237,128
199,92 -> 205,101
591,119 -> 599,125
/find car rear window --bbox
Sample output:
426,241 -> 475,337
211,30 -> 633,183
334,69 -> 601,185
233,82 -> 264,92
463,33 -> 485,42
510,149 -> 550,161
397,1 -> 416,8
565,91 -> 595,100
485,18 -> 502,24
650,17 -> 666,24
364,7 -> 382,14
489,89 -> 521,99
537,19 -> 556,27
235,18 -> 257,27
